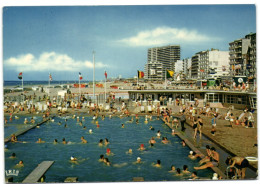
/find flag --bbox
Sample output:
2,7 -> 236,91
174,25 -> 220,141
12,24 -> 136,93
79,72 -> 83,80
104,71 -> 107,79
166,70 -> 174,78
18,72 -> 23,80
49,73 -> 52,81
137,70 -> 144,78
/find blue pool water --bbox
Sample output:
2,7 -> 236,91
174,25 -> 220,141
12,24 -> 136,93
4,115 -> 41,139
5,115 -> 214,182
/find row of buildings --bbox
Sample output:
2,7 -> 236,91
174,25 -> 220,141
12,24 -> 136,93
143,32 -> 256,81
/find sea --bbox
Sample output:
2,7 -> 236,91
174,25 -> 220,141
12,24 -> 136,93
3,80 -> 90,88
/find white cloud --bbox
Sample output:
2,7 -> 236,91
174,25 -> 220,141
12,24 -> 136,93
4,52 -> 109,72
118,26 -> 220,47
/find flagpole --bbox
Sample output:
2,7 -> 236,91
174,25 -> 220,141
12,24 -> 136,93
137,71 -> 139,87
48,72 -> 50,97
165,69 -> 167,89
22,74 -> 24,102
79,74 -> 81,99
93,51 -> 95,104
105,71 -> 107,103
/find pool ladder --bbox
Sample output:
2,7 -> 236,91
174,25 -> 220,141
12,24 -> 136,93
226,166 -> 239,179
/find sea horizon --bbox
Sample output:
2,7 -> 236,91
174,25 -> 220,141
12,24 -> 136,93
3,80 -> 92,87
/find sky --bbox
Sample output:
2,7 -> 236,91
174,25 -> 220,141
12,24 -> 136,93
2,4 -> 256,81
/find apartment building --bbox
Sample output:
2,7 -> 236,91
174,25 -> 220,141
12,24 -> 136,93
144,45 -> 180,80
191,49 -> 230,79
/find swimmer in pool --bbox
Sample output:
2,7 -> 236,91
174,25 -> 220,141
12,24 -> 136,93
10,153 -> 16,159
150,126 -> 155,131
64,124 -> 67,128
171,129 -> 176,136
161,137 -> 169,144
99,155 -> 105,162
138,144 -> 146,151
144,118 -> 148,124
30,117 -> 35,124
10,134 -> 17,142
121,123 -> 125,128
101,115 -> 105,120
149,137 -> 156,144
126,148 -> 133,154
16,160 -> 24,167
89,129 -> 93,134
58,121 -> 62,125
79,121 -> 83,126
175,168 -> 183,176
81,136 -> 87,143
182,165 -> 191,174
128,117 -> 134,123
53,139 -> 58,144
156,130 -> 161,138
136,119 -> 139,124
134,157 -> 142,164
152,160 -> 161,168
83,126 -> 86,129
70,156 -> 79,165
104,158 -> 111,166
36,138 -> 45,143
70,156 -> 77,161
62,138 -> 67,144
149,115 -> 153,121
169,165 -> 176,173
99,139 -> 103,146
191,171 -> 199,180
24,118 -> 28,124
182,140 -> 186,147
106,148 -> 114,156
104,138 -> 109,145
82,117 -> 85,121
188,151 -> 200,160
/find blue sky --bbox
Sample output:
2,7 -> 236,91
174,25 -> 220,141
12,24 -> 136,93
3,5 -> 256,81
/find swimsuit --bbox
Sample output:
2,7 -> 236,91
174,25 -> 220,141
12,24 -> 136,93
236,159 -> 249,169
193,123 -> 197,129
210,157 -> 219,167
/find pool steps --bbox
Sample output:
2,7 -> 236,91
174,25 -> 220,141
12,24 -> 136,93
22,161 -> 54,183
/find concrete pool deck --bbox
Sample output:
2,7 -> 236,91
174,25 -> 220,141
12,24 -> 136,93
163,120 -> 227,179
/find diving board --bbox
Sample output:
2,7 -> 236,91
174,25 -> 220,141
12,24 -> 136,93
22,161 -> 54,183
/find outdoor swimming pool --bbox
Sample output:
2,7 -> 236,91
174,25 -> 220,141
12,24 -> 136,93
5,115 -> 214,182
